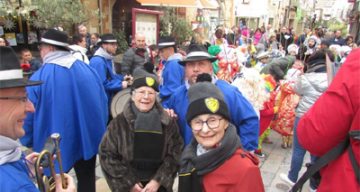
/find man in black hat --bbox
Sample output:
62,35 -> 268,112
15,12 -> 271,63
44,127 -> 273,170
90,33 -> 130,106
121,33 -> 150,75
164,44 -> 259,151
20,29 -> 108,192
157,36 -> 185,106
0,46 -> 76,192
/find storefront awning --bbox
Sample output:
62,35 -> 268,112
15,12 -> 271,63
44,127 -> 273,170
136,0 -> 197,7
198,0 -> 219,9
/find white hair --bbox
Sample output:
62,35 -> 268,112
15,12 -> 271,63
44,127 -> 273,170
287,44 -> 299,55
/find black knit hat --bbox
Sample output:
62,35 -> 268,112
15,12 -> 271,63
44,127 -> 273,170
186,82 -> 230,123
158,36 -> 176,50
40,28 -> 69,48
99,33 -> 117,44
131,68 -> 159,92
179,44 -> 217,66
0,47 -> 42,89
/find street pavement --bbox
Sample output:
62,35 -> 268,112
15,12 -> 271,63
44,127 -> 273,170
68,131 -> 312,192
259,132 -> 311,192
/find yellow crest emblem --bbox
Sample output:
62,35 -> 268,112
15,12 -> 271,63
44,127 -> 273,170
146,77 -> 155,86
204,97 -> 219,113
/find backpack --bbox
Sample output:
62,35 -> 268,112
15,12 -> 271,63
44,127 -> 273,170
290,130 -> 360,191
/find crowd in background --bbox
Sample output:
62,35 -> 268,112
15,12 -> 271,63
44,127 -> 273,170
1,21 -> 359,192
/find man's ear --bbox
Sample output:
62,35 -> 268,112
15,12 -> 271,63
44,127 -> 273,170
223,120 -> 229,130
208,61 -> 214,74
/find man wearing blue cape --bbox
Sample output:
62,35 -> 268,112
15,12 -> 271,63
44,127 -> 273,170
21,29 -> 108,192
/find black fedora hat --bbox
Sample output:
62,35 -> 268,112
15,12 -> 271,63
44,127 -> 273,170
40,28 -> 70,48
158,36 -> 176,50
0,47 -> 42,89
99,33 -> 117,44
179,44 -> 217,66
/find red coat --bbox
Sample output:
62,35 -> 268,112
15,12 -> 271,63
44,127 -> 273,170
202,149 -> 265,192
297,48 -> 360,192
259,100 -> 275,136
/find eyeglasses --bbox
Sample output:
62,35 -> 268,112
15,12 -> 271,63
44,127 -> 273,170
190,117 -> 223,131
0,96 -> 29,102
134,90 -> 156,97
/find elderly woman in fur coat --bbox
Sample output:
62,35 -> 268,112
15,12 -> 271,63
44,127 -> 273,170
99,68 -> 183,192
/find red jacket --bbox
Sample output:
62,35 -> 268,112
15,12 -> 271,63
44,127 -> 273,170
202,149 -> 265,192
297,48 -> 360,192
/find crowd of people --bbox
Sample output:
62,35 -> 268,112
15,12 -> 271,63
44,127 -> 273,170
0,22 -> 359,192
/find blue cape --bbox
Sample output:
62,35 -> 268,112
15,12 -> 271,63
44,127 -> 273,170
159,58 -> 184,106
89,56 -> 123,104
21,60 -> 108,172
0,155 -> 38,192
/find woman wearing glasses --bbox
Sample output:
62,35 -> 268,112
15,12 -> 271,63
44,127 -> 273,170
99,68 -> 183,192
178,82 -> 264,192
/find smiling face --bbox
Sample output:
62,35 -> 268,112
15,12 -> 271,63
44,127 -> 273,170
190,114 -> 229,149
21,51 -> 32,62
131,86 -> 156,112
0,87 -> 35,140
185,59 -> 213,85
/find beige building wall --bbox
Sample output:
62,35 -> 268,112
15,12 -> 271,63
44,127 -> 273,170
186,7 -> 197,24
82,0 -> 116,34
224,0 -> 235,27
